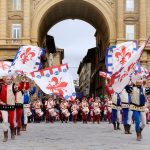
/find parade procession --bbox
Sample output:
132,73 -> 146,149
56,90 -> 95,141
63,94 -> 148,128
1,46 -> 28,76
0,38 -> 150,143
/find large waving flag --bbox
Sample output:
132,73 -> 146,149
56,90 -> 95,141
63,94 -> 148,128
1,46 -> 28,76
30,64 -> 76,101
105,41 -> 138,75
0,61 -> 12,77
110,42 -> 146,93
9,46 -> 45,75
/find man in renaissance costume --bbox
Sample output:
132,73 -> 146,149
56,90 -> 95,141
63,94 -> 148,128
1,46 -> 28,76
60,99 -> 70,123
71,99 -> 79,123
92,97 -> 101,124
0,76 -> 16,142
80,97 -> 89,124
45,96 -> 57,123
128,76 -> 149,141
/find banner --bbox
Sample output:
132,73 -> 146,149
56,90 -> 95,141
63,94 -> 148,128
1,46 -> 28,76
105,46 -> 115,75
30,64 -> 76,100
110,43 -> 146,93
0,61 -> 12,77
105,41 -> 138,75
9,45 -> 45,75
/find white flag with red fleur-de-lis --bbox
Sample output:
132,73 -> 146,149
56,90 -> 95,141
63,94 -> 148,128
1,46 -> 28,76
30,64 -> 76,101
112,41 -> 138,74
110,42 -> 146,93
0,61 -> 12,77
9,46 -> 45,75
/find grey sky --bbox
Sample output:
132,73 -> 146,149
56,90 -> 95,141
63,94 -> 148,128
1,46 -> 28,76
48,19 -> 96,80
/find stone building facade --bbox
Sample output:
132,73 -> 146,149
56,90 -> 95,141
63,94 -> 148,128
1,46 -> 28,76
78,60 -> 91,97
42,48 -> 64,68
53,48 -> 64,66
78,46 -> 106,97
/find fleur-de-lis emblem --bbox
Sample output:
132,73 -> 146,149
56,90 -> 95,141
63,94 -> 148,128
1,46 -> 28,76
20,47 -> 36,64
115,46 -> 131,65
46,77 -> 68,96
0,61 -> 10,70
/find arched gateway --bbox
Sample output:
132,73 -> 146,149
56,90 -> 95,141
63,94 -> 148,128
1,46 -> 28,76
31,0 -> 116,46
29,0 -> 117,96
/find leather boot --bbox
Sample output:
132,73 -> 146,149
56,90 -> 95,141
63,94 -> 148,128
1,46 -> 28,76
24,124 -> 27,131
3,131 -> 8,142
139,128 -> 143,139
117,122 -> 120,130
113,123 -> 117,130
14,127 -> 16,135
124,125 -> 128,134
10,128 -> 15,140
127,125 -> 132,134
17,127 -> 21,135
136,132 -> 141,141
20,125 -> 24,131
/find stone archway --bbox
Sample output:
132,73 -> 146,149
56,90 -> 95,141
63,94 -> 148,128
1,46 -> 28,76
31,0 -> 116,46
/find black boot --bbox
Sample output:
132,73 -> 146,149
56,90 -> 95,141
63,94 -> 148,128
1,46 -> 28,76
24,124 -> 27,131
139,128 -> 143,139
124,125 -> 128,134
136,132 -> 141,141
14,127 -> 16,135
65,117 -> 68,123
10,128 -> 15,140
127,125 -> 132,134
17,127 -> 21,135
113,123 -> 117,130
3,131 -> 8,142
117,122 -> 120,130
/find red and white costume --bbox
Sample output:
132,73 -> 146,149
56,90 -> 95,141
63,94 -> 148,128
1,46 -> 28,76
89,98 -> 94,122
0,77 -> 17,142
71,101 -> 79,123
22,81 -> 32,126
34,99 -> 43,117
60,100 -> 70,123
14,81 -> 24,134
45,97 -> 57,123
93,99 -> 101,123
0,83 -> 15,132
80,98 -> 89,123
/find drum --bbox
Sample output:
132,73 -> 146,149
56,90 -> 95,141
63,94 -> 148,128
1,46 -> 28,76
72,110 -> 78,116
94,108 -> 100,115
83,107 -> 89,114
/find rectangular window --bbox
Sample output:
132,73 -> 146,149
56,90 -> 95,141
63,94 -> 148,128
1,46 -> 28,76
13,0 -> 21,10
12,24 -> 21,39
126,25 -> 135,40
126,0 -> 134,12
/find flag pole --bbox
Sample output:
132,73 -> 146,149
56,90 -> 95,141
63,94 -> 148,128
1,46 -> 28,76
144,36 -> 150,48
138,36 -> 150,60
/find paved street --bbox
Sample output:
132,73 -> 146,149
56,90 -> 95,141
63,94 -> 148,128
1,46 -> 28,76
0,122 -> 150,150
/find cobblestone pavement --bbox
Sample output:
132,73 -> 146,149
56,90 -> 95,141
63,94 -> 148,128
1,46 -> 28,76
0,122 -> 150,150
